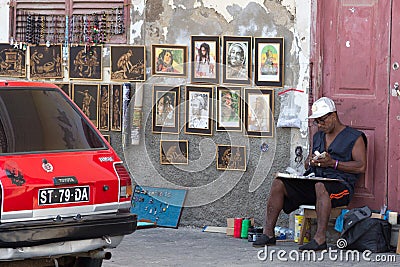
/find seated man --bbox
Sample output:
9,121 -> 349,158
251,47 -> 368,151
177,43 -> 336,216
253,97 -> 367,250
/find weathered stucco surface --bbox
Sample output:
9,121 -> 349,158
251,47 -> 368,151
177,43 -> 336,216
126,0 -> 311,228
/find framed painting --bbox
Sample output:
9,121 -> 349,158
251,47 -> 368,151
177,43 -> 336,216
72,84 -> 99,128
54,82 -> 70,97
99,84 -> 110,131
110,45 -> 146,82
216,145 -> 246,171
244,88 -> 274,137
0,43 -> 26,78
103,135 -> 111,143
29,45 -> 63,79
222,36 -> 252,85
190,35 -> 220,84
216,86 -> 242,132
152,85 -> 180,134
160,140 -> 188,165
111,84 -> 123,131
254,37 -> 284,87
151,44 -> 188,77
184,85 -> 213,136
69,45 -> 102,80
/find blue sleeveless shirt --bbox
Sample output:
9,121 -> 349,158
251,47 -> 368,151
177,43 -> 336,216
312,126 -> 365,195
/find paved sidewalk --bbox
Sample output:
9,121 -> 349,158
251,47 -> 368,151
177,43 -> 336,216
103,227 -> 399,267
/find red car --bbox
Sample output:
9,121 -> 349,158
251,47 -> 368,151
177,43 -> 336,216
0,80 -> 136,266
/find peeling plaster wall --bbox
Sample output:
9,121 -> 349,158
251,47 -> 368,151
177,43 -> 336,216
126,0 -> 311,228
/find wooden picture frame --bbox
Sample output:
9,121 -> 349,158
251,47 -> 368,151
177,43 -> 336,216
152,85 -> 180,134
54,82 -> 70,97
0,43 -> 26,78
184,85 -> 213,136
72,84 -> 100,128
244,88 -> 274,137
69,45 -> 102,80
160,140 -> 188,165
216,145 -> 246,171
29,45 -> 63,79
103,135 -> 111,143
110,45 -> 146,82
254,37 -> 284,87
216,86 -> 242,132
111,84 -> 123,131
190,35 -> 220,84
222,36 -> 252,85
99,84 -> 110,131
151,44 -> 188,77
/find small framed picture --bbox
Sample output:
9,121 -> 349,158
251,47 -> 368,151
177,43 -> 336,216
0,43 -> 26,78
69,45 -> 102,80
54,83 -> 70,97
254,37 -> 284,87
110,45 -> 146,81
99,84 -> 110,131
152,85 -> 180,134
103,135 -> 111,143
160,140 -> 188,165
151,44 -> 188,77
184,85 -> 213,136
30,45 -> 63,79
216,86 -> 242,132
72,84 -> 100,128
216,145 -> 246,171
190,35 -> 220,84
222,36 -> 252,85
111,84 -> 123,131
244,88 -> 274,137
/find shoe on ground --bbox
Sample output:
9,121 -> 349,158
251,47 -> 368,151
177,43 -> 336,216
252,234 -> 276,247
298,239 -> 327,251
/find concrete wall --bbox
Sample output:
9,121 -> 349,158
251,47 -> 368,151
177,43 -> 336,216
125,0 -> 312,227
0,0 -> 312,228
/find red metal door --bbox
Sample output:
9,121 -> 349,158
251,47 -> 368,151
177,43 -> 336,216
314,0 -> 391,210
388,1 -> 400,211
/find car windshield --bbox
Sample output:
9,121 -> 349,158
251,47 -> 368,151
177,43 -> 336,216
0,87 -> 105,154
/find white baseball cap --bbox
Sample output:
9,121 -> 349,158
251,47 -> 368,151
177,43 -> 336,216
309,97 -> 336,119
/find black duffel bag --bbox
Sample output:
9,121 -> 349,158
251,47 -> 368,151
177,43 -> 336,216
339,206 -> 391,252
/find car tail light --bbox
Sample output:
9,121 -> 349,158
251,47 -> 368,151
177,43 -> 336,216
114,163 -> 132,200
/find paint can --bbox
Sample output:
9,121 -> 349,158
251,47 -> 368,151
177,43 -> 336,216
241,219 -> 251,239
233,218 -> 243,238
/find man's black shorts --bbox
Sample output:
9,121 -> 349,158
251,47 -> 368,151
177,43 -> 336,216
277,178 -> 351,214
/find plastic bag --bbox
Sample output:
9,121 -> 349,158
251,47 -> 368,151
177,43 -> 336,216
277,89 -> 303,128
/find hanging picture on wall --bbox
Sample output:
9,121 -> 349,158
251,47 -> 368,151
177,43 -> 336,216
254,37 -> 284,87
69,45 -> 102,80
111,84 -> 123,131
244,88 -> 274,137
110,45 -> 146,81
99,84 -> 110,131
103,135 -> 111,143
152,85 -> 180,134
216,145 -> 246,171
190,35 -> 220,84
54,83 -> 70,98
0,44 -> 26,78
184,85 -> 213,136
151,44 -> 188,77
222,36 -> 252,85
72,84 -> 99,128
29,45 -> 63,79
216,86 -> 242,132
160,140 -> 188,165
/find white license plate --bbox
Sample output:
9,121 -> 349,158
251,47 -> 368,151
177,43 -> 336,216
38,186 -> 90,205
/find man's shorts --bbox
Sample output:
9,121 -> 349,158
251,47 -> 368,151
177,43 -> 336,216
277,178 -> 352,214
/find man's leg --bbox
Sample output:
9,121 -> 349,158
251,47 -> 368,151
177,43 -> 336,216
314,182 -> 331,245
263,178 -> 287,237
